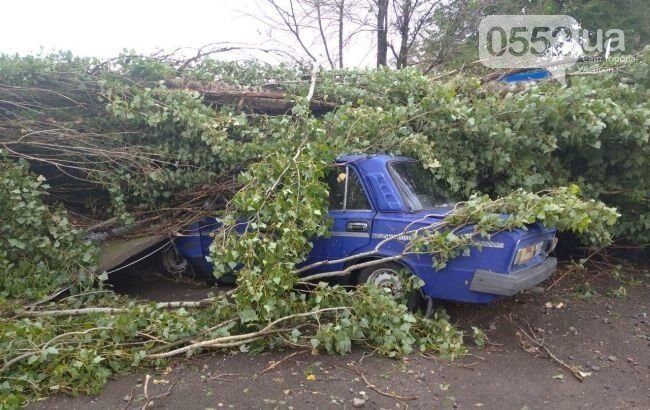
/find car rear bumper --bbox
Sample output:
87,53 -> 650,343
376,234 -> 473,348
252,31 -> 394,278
469,257 -> 557,296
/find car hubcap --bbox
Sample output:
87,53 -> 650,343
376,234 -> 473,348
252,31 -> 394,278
367,268 -> 404,299
161,246 -> 188,275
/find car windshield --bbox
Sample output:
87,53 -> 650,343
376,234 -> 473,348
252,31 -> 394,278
390,160 -> 455,210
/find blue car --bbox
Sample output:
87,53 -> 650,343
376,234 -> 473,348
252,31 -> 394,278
171,154 -> 557,304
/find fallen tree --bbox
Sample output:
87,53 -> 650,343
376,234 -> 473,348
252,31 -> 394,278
0,52 -> 646,241
0,177 -> 618,405
0,50 -> 643,406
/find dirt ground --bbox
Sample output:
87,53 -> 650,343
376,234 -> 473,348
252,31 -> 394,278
29,260 -> 649,410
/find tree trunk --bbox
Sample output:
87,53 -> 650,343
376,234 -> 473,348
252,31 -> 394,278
396,0 -> 412,68
338,0 -> 345,68
376,0 -> 389,67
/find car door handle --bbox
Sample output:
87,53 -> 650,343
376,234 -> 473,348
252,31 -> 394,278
346,221 -> 369,232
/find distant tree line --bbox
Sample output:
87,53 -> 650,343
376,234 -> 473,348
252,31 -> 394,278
254,0 -> 648,70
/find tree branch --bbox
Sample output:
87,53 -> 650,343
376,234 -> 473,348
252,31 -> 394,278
146,307 -> 350,359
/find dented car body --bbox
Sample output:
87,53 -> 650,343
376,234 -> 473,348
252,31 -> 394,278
176,154 -> 558,304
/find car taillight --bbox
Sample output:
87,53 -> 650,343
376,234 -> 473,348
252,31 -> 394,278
514,242 -> 543,265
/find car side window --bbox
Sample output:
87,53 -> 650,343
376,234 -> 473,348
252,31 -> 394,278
326,166 -> 371,210
346,170 -> 371,210
327,167 -> 346,210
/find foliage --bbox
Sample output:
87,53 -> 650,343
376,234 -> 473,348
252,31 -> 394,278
212,143 -> 333,322
313,59 -> 648,242
186,59 -> 304,86
403,185 -> 618,269
0,297 -> 225,407
1,185 -> 617,406
419,0 -> 649,71
1,51 -> 646,241
443,186 -> 620,246
471,326 -> 486,348
0,50 -> 643,406
574,281 -> 597,300
606,285 -> 627,299
0,155 -> 97,301
0,286 -> 463,406
310,284 -> 463,357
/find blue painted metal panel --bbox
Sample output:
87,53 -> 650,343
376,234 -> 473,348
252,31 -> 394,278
501,69 -> 551,83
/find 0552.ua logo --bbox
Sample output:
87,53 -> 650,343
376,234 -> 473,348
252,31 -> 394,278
478,15 -> 625,84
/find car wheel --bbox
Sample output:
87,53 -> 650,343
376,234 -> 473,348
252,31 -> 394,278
157,243 -> 190,277
356,262 -> 425,311
357,263 -> 406,299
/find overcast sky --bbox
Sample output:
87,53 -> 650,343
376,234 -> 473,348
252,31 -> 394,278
1,0 -> 375,66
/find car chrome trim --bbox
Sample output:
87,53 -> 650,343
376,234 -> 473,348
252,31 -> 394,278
473,240 -> 505,249
372,232 -> 413,241
329,231 -> 371,238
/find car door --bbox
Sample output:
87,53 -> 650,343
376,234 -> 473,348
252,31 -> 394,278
302,164 -> 375,272
324,164 -> 375,264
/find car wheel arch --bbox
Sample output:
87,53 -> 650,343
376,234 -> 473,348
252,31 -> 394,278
344,256 -> 414,281
348,257 -> 428,313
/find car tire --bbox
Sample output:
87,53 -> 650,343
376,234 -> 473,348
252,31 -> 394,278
156,243 -> 191,277
356,262 -> 424,311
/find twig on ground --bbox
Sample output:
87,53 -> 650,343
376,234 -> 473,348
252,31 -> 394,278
510,316 -> 585,382
141,375 -> 151,409
464,353 -> 486,361
123,385 -> 136,410
355,350 -> 376,367
141,374 -> 177,410
420,353 -> 477,370
545,248 -> 604,293
255,350 -> 307,378
207,372 -> 240,381
346,363 -> 418,406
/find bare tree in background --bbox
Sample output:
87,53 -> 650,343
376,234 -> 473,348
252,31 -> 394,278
256,0 -> 370,68
374,0 -> 389,66
369,0 -> 446,68
251,0 -> 449,69
390,0 -> 442,68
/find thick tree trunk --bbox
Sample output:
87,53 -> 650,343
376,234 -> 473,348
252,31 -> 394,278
396,0 -> 412,68
376,0 -> 389,67
165,79 -> 337,116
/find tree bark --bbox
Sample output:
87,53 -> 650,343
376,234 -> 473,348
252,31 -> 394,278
164,79 -> 338,116
396,0 -> 412,68
376,0 -> 389,67
338,0 -> 345,68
